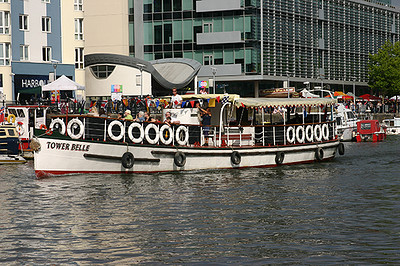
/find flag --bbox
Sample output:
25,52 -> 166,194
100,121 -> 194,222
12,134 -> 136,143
216,96 -> 221,103
156,99 -> 160,108
221,95 -> 229,105
209,98 -> 216,107
190,101 -> 195,108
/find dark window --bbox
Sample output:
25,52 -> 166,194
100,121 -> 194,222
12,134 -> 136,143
173,12 -> 182,19
173,0 -> 182,11
144,45 -> 153,52
154,45 -> 162,52
154,13 -> 162,20
164,52 -> 172,58
164,24 -> 172,43
144,4 -> 152,13
163,13 -> 172,20
129,45 -> 134,54
7,129 -> 16,136
174,52 -> 183,57
193,26 -> 202,42
143,14 -> 152,21
183,11 -> 192,18
163,0 -> 172,11
129,15 -> 134,22
174,43 -> 182,50
184,43 -> 192,50
164,44 -> 172,51
155,53 -> 163,59
90,65 -> 116,79
215,58 -> 223,64
154,25 -> 162,44
154,0 -> 162,12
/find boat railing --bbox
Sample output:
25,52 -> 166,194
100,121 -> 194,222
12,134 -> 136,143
43,115 -> 337,148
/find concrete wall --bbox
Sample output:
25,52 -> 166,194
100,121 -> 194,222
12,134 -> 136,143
83,0 -> 129,55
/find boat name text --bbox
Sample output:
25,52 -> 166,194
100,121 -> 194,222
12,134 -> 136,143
46,142 -> 90,152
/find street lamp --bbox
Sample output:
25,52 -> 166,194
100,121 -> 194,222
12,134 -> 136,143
211,67 -> 217,94
136,63 -> 145,98
286,71 -> 291,98
51,59 -> 59,81
352,76 -> 356,111
319,74 -> 325,98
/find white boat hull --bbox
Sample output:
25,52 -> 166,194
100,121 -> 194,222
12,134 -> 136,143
34,137 -> 340,178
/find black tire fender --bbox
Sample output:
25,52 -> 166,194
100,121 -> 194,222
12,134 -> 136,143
275,151 -> 285,165
338,142 -> 345,155
174,151 -> 186,167
231,151 -> 241,165
315,147 -> 324,161
122,152 -> 134,168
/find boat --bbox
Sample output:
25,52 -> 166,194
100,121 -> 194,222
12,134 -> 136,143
0,124 -> 27,164
381,117 -> 400,135
33,95 -> 344,178
5,105 -> 48,159
355,120 -> 386,142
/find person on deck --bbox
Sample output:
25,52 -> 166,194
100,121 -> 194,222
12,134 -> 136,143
171,88 -> 182,108
124,110 -> 133,120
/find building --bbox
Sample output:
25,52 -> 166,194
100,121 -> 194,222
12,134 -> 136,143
0,0 -> 84,103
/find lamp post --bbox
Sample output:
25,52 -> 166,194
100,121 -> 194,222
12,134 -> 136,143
211,67 -> 217,94
286,71 -> 291,98
319,74 -> 325,98
352,76 -> 356,111
51,59 -> 59,81
136,63 -> 145,98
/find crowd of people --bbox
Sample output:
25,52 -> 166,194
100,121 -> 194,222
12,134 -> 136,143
341,100 -> 400,114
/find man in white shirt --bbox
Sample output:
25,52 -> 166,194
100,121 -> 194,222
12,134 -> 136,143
171,88 -> 182,108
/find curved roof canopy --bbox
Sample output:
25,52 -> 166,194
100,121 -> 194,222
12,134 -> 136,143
85,54 -> 201,90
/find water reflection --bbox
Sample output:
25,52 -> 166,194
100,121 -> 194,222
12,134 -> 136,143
0,138 -> 400,263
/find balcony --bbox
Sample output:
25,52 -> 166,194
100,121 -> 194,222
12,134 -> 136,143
197,31 -> 243,45
196,0 -> 242,12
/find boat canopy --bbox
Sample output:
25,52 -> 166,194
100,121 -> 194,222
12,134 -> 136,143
162,93 -> 240,102
234,97 -> 337,108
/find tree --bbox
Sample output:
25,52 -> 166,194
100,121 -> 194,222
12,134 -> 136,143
368,41 -> 400,97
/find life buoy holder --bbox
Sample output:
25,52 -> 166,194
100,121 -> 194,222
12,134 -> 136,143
39,124 -> 47,130
49,118 -> 66,135
159,124 -> 173,145
145,123 -> 160,145
275,151 -> 285,165
338,142 -> 345,155
305,125 -> 314,142
122,152 -> 134,168
174,151 -> 186,167
296,126 -> 305,144
314,125 -> 323,142
67,118 -> 84,139
322,124 -> 330,141
108,120 -> 125,141
7,114 -> 16,124
175,126 -> 189,146
231,151 -> 241,165
315,147 -> 324,161
127,122 -> 144,144
286,126 -> 295,144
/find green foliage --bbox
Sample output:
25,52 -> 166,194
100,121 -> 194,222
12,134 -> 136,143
368,41 -> 400,97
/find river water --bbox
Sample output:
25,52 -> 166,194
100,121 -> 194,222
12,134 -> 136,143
1,137 -> 400,265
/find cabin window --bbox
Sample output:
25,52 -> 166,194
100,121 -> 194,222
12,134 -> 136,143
17,109 -> 25,117
7,129 -> 16,136
346,112 -> 355,119
0,130 -> 5,136
8,109 -> 17,116
360,123 -> 371,130
336,117 -> 342,126
36,109 -> 44,118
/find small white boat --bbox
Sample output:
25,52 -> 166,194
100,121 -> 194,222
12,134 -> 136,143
33,95 -> 344,178
335,104 -> 358,141
381,117 -> 400,135
0,125 -> 26,164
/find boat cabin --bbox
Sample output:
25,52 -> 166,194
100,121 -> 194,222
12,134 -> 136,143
356,120 -> 386,142
0,125 -> 20,156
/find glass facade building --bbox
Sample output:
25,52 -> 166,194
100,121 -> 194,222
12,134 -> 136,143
129,0 -> 400,94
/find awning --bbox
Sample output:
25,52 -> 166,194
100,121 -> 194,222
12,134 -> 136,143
163,93 -> 240,102
42,75 -> 85,91
234,97 -> 337,108
18,86 -> 42,95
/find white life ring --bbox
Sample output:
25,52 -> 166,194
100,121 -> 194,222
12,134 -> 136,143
159,124 -> 173,145
49,118 -> 66,135
175,125 -> 189,146
286,126 -> 295,144
67,118 -> 84,139
305,125 -> 314,142
127,122 -> 144,144
145,123 -> 160,145
314,124 -> 322,142
108,120 -> 125,141
296,126 -> 305,143
322,124 -> 330,141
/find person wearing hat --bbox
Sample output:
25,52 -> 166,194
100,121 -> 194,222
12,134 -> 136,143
124,109 -> 133,120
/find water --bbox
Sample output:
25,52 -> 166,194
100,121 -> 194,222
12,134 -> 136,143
1,138 -> 400,264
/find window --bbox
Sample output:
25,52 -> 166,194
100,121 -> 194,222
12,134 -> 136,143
0,11 -> 10,34
42,46 -> 51,62
90,65 -> 116,79
203,23 -> 213,33
0,0 -> 10,2
20,45 -> 29,61
19,15 -> 28,31
75,47 -> 84,69
74,0 -> 83,11
0,43 -> 11,65
74,19 -> 83,40
41,0 -> 50,3
42,17 -> 51,33
204,55 -> 213,65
